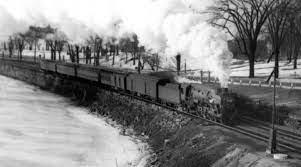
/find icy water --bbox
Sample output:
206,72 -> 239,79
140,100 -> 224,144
0,75 -> 146,167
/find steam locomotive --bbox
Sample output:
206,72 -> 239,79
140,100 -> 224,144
40,60 -> 237,124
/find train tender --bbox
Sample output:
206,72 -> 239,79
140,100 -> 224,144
39,60 -> 237,124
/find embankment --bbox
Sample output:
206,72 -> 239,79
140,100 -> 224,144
0,59 -> 299,167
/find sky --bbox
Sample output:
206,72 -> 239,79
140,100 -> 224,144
0,0 -> 233,86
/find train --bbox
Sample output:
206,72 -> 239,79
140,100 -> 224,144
40,60 -> 238,124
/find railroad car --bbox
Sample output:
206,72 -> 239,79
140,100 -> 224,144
113,72 -> 129,90
38,60 -> 237,124
77,64 -> 99,82
40,60 -> 57,72
126,74 -> 161,99
56,62 -> 77,76
99,69 -> 115,87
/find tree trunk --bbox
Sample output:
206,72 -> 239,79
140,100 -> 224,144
84,47 -> 88,64
9,49 -> 12,57
294,55 -> 298,69
34,41 -> 37,59
248,42 -> 257,78
58,51 -> 61,61
133,52 -> 136,65
137,52 -> 141,74
267,51 -> 274,63
19,49 -> 22,60
176,54 -> 181,76
294,47 -> 299,69
274,50 -> 279,78
112,53 -> 115,66
249,54 -> 255,78
54,49 -> 56,61
88,47 -> 91,64
116,45 -> 119,55
96,51 -> 100,66
75,45 -> 79,64
287,45 -> 293,63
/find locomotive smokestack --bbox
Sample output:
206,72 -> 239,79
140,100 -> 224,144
175,54 -> 181,76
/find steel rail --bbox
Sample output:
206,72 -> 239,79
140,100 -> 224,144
1,57 -> 300,158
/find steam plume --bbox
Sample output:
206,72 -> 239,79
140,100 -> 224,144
0,0 -> 232,86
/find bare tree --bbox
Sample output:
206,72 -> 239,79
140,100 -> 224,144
131,35 -> 139,66
67,44 -> 76,63
26,25 -> 55,58
208,0 -> 277,78
54,31 -> 68,61
292,17 -> 301,69
13,33 -> 26,60
46,39 -> 57,60
86,35 -> 103,66
8,36 -> 14,57
119,37 -> 132,63
266,0 -> 297,78
291,2 -> 301,69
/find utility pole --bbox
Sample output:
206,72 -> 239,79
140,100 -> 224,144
184,59 -> 186,74
156,53 -> 159,71
267,67 -> 277,154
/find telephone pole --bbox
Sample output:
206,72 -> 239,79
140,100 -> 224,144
267,67 -> 277,154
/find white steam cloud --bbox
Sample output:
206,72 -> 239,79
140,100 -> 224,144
0,0 -> 232,86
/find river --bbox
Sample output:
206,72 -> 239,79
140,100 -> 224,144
0,75 -> 147,167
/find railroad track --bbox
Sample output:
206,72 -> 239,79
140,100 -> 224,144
1,57 -> 301,158
116,90 -> 301,158
239,116 -> 301,154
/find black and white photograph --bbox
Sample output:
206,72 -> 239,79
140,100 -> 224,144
0,0 -> 300,166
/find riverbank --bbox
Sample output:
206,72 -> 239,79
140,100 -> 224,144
0,59 -> 300,166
